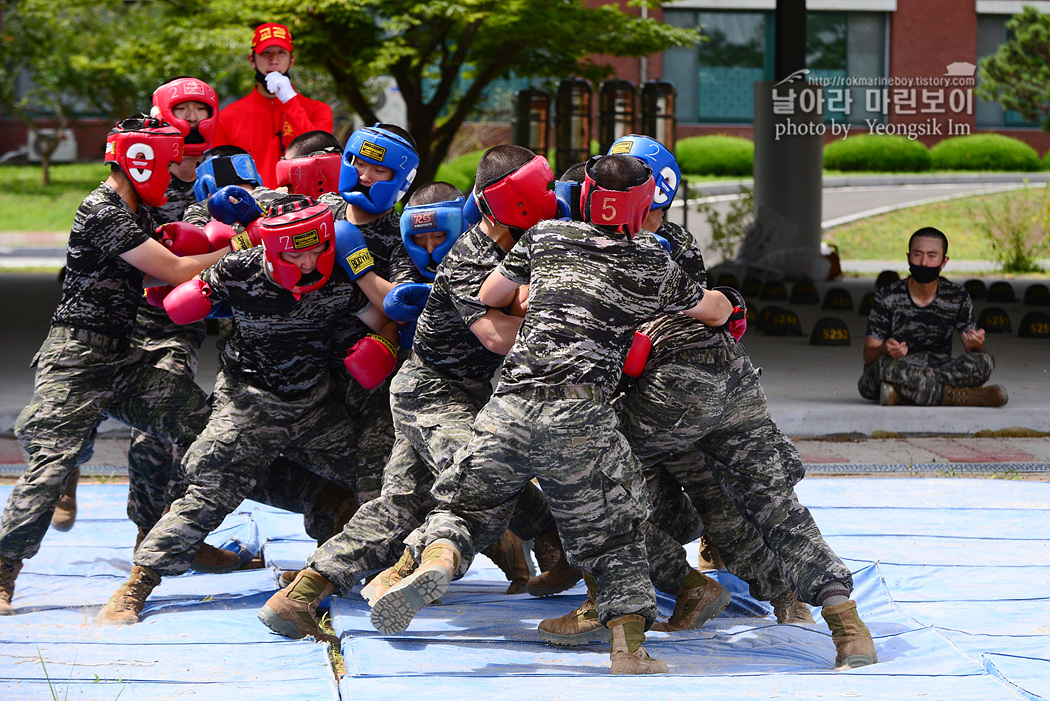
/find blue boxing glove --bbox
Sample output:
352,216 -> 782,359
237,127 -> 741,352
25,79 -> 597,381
335,219 -> 375,280
397,318 -> 417,350
207,185 -> 264,226
383,283 -> 431,323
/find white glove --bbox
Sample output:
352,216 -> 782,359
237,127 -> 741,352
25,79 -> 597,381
265,72 -> 297,103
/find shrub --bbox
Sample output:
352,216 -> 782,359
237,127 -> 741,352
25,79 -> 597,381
675,135 -> 754,176
966,182 -> 1050,273
930,134 -> 1041,171
434,150 -> 486,193
824,134 -> 931,172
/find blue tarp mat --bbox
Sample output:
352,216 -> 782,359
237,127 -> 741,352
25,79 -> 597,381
0,478 -> 1047,700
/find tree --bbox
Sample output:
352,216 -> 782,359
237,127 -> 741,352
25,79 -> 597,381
0,0 -> 250,184
977,5 -> 1050,130
254,0 -> 700,184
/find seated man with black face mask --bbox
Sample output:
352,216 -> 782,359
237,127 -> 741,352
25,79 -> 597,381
213,22 -> 333,189
858,226 -> 1006,407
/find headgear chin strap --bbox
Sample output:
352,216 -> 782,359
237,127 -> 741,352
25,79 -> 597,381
608,134 -> 680,210
104,116 -> 184,207
259,201 -> 336,296
580,155 -> 655,238
276,150 -> 342,198
194,153 -> 263,202
339,125 -> 419,214
400,197 -> 467,280
151,78 -> 219,159
474,155 -> 557,231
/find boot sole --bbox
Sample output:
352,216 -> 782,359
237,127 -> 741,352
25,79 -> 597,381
538,624 -> 610,647
257,604 -> 309,640
837,653 -> 877,669
527,572 -> 584,598
370,566 -> 450,635
50,518 -> 76,532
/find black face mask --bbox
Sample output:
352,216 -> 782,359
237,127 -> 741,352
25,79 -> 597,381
255,68 -> 292,88
909,262 -> 941,284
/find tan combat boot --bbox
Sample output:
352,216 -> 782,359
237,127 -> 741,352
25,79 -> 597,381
0,555 -> 24,615
771,590 -> 815,624
822,600 -> 877,669
697,536 -> 725,571
537,595 -> 611,646
942,384 -> 1008,407
481,530 -> 530,594
189,543 -> 242,573
526,528 -> 582,597
879,382 -> 901,406
369,541 -> 459,635
651,570 -> 731,632
361,547 -> 417,606
97,565 -> 162,625
51,467 -> 79,532
608,614 -> 668,675
257,568 -> 337,643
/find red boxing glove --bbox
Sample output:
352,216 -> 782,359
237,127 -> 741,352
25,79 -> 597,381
344,334 -> 397,391
712,286 -> 747,342
622,331 -> 652,378
145,285 -> 173,309
156,221 -> 210,256
163,278 -> 214,325
204,220 -> 257,252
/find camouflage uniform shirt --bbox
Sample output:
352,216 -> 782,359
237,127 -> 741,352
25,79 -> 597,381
495,219 -> 704,398
199,248 -> 371,394
866,277 -> 974,356
413,224 -> 508,381
52,183 -> 154,340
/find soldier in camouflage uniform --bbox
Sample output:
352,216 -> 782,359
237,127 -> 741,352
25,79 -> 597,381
364,154 -> 738,675
860,226 -> 1004,407
257,163 -> 571,641
0,117 -> 231,616
97,199 -> 399,625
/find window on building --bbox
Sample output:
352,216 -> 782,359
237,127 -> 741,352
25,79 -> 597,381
663,10 -> 887,125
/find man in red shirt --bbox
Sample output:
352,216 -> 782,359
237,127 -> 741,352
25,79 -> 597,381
213,22 -> 334,188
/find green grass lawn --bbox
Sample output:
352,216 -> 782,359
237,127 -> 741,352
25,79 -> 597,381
0,163 -> 108,232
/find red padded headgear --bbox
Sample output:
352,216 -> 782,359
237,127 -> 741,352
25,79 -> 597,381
474,155 -> 557,231
275,151 -> 342,198
104,117 -> 184,207
260,201 -> 336,295
151,78 -> 219,158
580,155 -> 655,238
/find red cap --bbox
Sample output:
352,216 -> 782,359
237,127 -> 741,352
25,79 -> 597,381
252,23 -> 293,53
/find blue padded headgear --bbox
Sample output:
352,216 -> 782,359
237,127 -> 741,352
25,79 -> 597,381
339,125 -> 419,214
461,189 -> 482,230
554,180 -> 582,221
608,134 -> 681,210
400,197 -> 467,280
193,153 -> 263,202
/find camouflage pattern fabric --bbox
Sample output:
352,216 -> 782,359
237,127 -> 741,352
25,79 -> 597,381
413,225 -> 510,380
866,277 -> 976,357
133,371 -> 363,575
199,248 -> 369,395
858,350 -> 995,404
250,456 -> 358,544
149,175 -> 197,226
495,219 -> 703,399
623,346 -> 853,605
51,185 -> 153,339
2,329 -> 210,561
860,277 -> 994,404
410,393 -> 655,626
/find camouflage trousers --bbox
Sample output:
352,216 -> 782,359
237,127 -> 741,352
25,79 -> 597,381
125,319 -> 207,531
310,356 -> 555,593
134,371 -> 368,576
251,456 -> 358,545
858,350 -> 995,405
406,388 -> 656,627
622,345 -> 853,606
2,328 -> 210,561
338,365 -> 398,506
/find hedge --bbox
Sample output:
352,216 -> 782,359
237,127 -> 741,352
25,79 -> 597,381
675,135 -> 754,176
434,149 -> 486,193
824,134 -> 931,172
930,133 -> 1042,171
